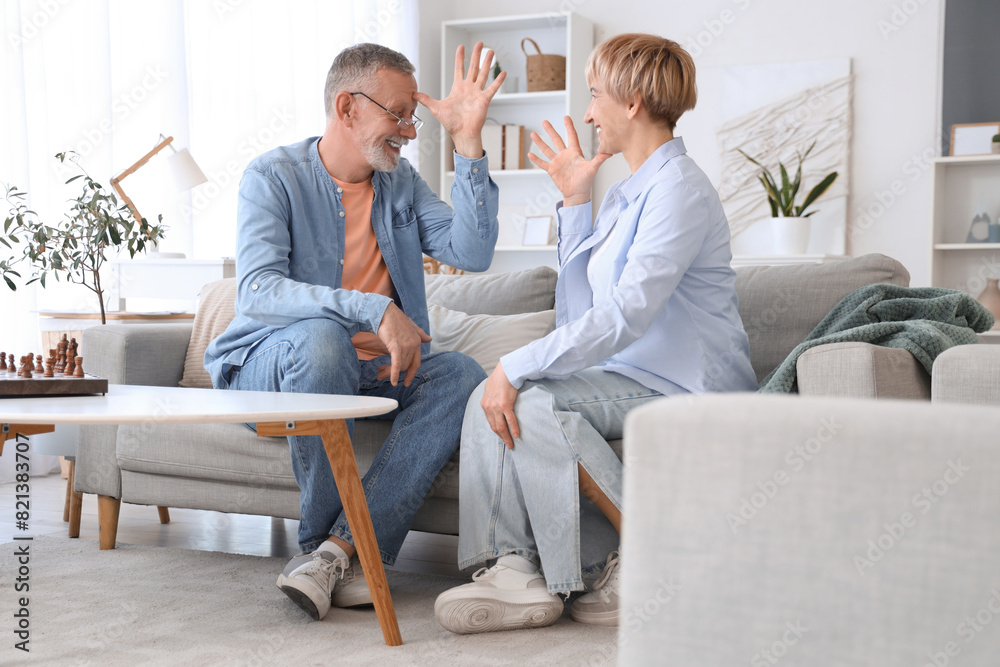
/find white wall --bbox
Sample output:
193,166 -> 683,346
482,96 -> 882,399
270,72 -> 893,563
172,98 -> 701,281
423,0 -> 945,285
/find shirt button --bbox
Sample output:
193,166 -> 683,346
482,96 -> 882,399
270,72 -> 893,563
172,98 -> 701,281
472,167 -> 478,173
339,211 -> 345,217
478,201 -> 484,206
339,259 -> 345,265
251,283 -> 259,291
337,187 -> 343,193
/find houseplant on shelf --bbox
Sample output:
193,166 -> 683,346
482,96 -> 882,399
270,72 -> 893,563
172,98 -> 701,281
1,152 -> 165,324
738,141 -> 838,255
992,134 -> 1000,155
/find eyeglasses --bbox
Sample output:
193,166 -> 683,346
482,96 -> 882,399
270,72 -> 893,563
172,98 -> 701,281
349,92 -> 424,132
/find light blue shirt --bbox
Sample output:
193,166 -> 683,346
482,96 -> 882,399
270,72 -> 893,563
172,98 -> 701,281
205,137 -> 499,388
500,138 -> 757,395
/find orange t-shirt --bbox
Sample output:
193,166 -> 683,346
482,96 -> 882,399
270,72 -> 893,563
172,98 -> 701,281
332,175 -> 394,360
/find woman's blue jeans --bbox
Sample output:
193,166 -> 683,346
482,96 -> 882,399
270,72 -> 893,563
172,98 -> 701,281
458,368 -> 673,594
228,317 -> 485,561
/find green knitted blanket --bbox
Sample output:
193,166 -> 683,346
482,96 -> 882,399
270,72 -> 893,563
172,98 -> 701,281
759,283 -> 995,393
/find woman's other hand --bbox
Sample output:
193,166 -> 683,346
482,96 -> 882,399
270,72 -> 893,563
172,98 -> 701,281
480,363 -> 520,449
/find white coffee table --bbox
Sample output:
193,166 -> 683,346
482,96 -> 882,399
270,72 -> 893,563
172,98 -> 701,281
0,384 -> 404,645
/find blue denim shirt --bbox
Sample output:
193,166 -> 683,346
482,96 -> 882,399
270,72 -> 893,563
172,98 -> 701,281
205,137 -> 499,388
500,138 -> 757,395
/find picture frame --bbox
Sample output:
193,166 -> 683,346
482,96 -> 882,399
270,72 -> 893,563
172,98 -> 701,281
522,215 -> 554,246
949,122 -> 1000,156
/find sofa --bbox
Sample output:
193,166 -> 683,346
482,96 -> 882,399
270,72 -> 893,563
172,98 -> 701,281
619,357 -> 1000,664
77,253 -> 930,546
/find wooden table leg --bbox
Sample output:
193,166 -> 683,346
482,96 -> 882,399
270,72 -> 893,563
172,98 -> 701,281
257,418 -> 402,646
98,495 -> 121,550
317,419 -> 402,646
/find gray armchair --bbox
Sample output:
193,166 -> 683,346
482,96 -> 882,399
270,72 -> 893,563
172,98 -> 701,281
620,393 -> 1000,665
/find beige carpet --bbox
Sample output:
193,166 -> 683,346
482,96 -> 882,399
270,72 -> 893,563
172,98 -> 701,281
1,536 -> 617,666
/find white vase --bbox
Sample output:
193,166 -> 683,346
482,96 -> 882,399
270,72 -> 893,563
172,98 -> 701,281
769,217 -> 811,255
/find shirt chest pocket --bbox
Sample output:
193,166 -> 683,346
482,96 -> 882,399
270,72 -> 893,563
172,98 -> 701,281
392,206 -> 416,228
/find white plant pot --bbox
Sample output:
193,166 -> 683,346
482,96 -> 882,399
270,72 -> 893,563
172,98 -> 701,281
769,217 -> 811,255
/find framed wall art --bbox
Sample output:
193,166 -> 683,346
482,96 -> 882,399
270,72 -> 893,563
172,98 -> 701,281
949,122 -> 1000,156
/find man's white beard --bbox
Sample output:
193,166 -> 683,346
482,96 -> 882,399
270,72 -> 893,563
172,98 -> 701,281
359,128 -> 407,172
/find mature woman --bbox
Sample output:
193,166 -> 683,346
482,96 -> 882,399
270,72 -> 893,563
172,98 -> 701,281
434,34 -> 758,634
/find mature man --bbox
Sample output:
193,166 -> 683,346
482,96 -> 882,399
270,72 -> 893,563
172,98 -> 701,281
205,42 -> 503,620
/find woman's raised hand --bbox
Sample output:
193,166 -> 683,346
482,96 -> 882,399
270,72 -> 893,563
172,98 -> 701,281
528,117 -> 611,207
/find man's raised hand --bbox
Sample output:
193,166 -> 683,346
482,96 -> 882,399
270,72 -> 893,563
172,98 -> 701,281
413,42 -> 505,158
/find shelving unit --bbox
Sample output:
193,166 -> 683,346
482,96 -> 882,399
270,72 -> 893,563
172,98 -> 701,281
928,154 -> 1000,343
929,154 -> 1000,290
441,12 -> 593,271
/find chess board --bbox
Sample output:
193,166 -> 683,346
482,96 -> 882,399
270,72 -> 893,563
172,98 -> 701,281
0,372 -> 109,397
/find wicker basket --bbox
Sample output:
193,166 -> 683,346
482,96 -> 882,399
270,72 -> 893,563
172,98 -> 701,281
521,38 -> 565,92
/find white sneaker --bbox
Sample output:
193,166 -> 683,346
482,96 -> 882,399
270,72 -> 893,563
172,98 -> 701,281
435,560 -> 563,634
276,549 -> 348,620
571,550 -> 621,626
332,557 -> 372,608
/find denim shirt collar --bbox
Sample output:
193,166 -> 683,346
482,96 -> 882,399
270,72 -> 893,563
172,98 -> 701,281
617,136 -> 687,205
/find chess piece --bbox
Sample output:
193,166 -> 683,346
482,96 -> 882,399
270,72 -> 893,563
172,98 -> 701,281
73,356 -> 84,378
34,354 -> 43,374
0,353 -> 6,372
44,359 -> 54,377
7,353 -> 14,374
66,338 -> 78,375
20,355 -> 32,379
57,334 -> 68,373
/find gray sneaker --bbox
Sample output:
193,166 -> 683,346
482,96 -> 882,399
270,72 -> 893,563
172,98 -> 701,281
332,557 -> 372,608
571,550 -> 621,626
276,550 -> 347,620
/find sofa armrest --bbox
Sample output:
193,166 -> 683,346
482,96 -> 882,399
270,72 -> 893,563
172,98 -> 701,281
620,393 -> 1000,664
932,344 -> 1000,405
82,323 -> 192,387
76,323 -> 192,498
796,341 -> 930,399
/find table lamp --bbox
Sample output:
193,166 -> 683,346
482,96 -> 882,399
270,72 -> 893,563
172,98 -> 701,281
110,134 -> 208,256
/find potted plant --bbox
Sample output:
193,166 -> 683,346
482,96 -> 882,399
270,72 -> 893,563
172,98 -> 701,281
992,134 -> 1000,154
1,152 -> 165,324
738,142 -> 838,255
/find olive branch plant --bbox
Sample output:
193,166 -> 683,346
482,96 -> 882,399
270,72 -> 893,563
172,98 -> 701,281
738,141 -> 839,218
1,152 -> 165,324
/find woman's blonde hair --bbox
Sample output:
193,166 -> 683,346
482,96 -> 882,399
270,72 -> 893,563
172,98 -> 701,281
585,33 -> 697,130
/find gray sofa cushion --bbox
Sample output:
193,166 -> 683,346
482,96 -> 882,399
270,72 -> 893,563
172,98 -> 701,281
735,253 -> 909,382
425,265 -> 557,315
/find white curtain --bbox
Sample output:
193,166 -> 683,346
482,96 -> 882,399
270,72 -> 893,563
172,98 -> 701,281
0,0 -> 419,483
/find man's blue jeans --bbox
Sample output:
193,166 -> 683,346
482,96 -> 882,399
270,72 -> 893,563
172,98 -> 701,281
228,317 -> 485,561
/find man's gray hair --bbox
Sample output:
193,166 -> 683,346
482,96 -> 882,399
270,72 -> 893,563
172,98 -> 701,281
324,43 -> 415,117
